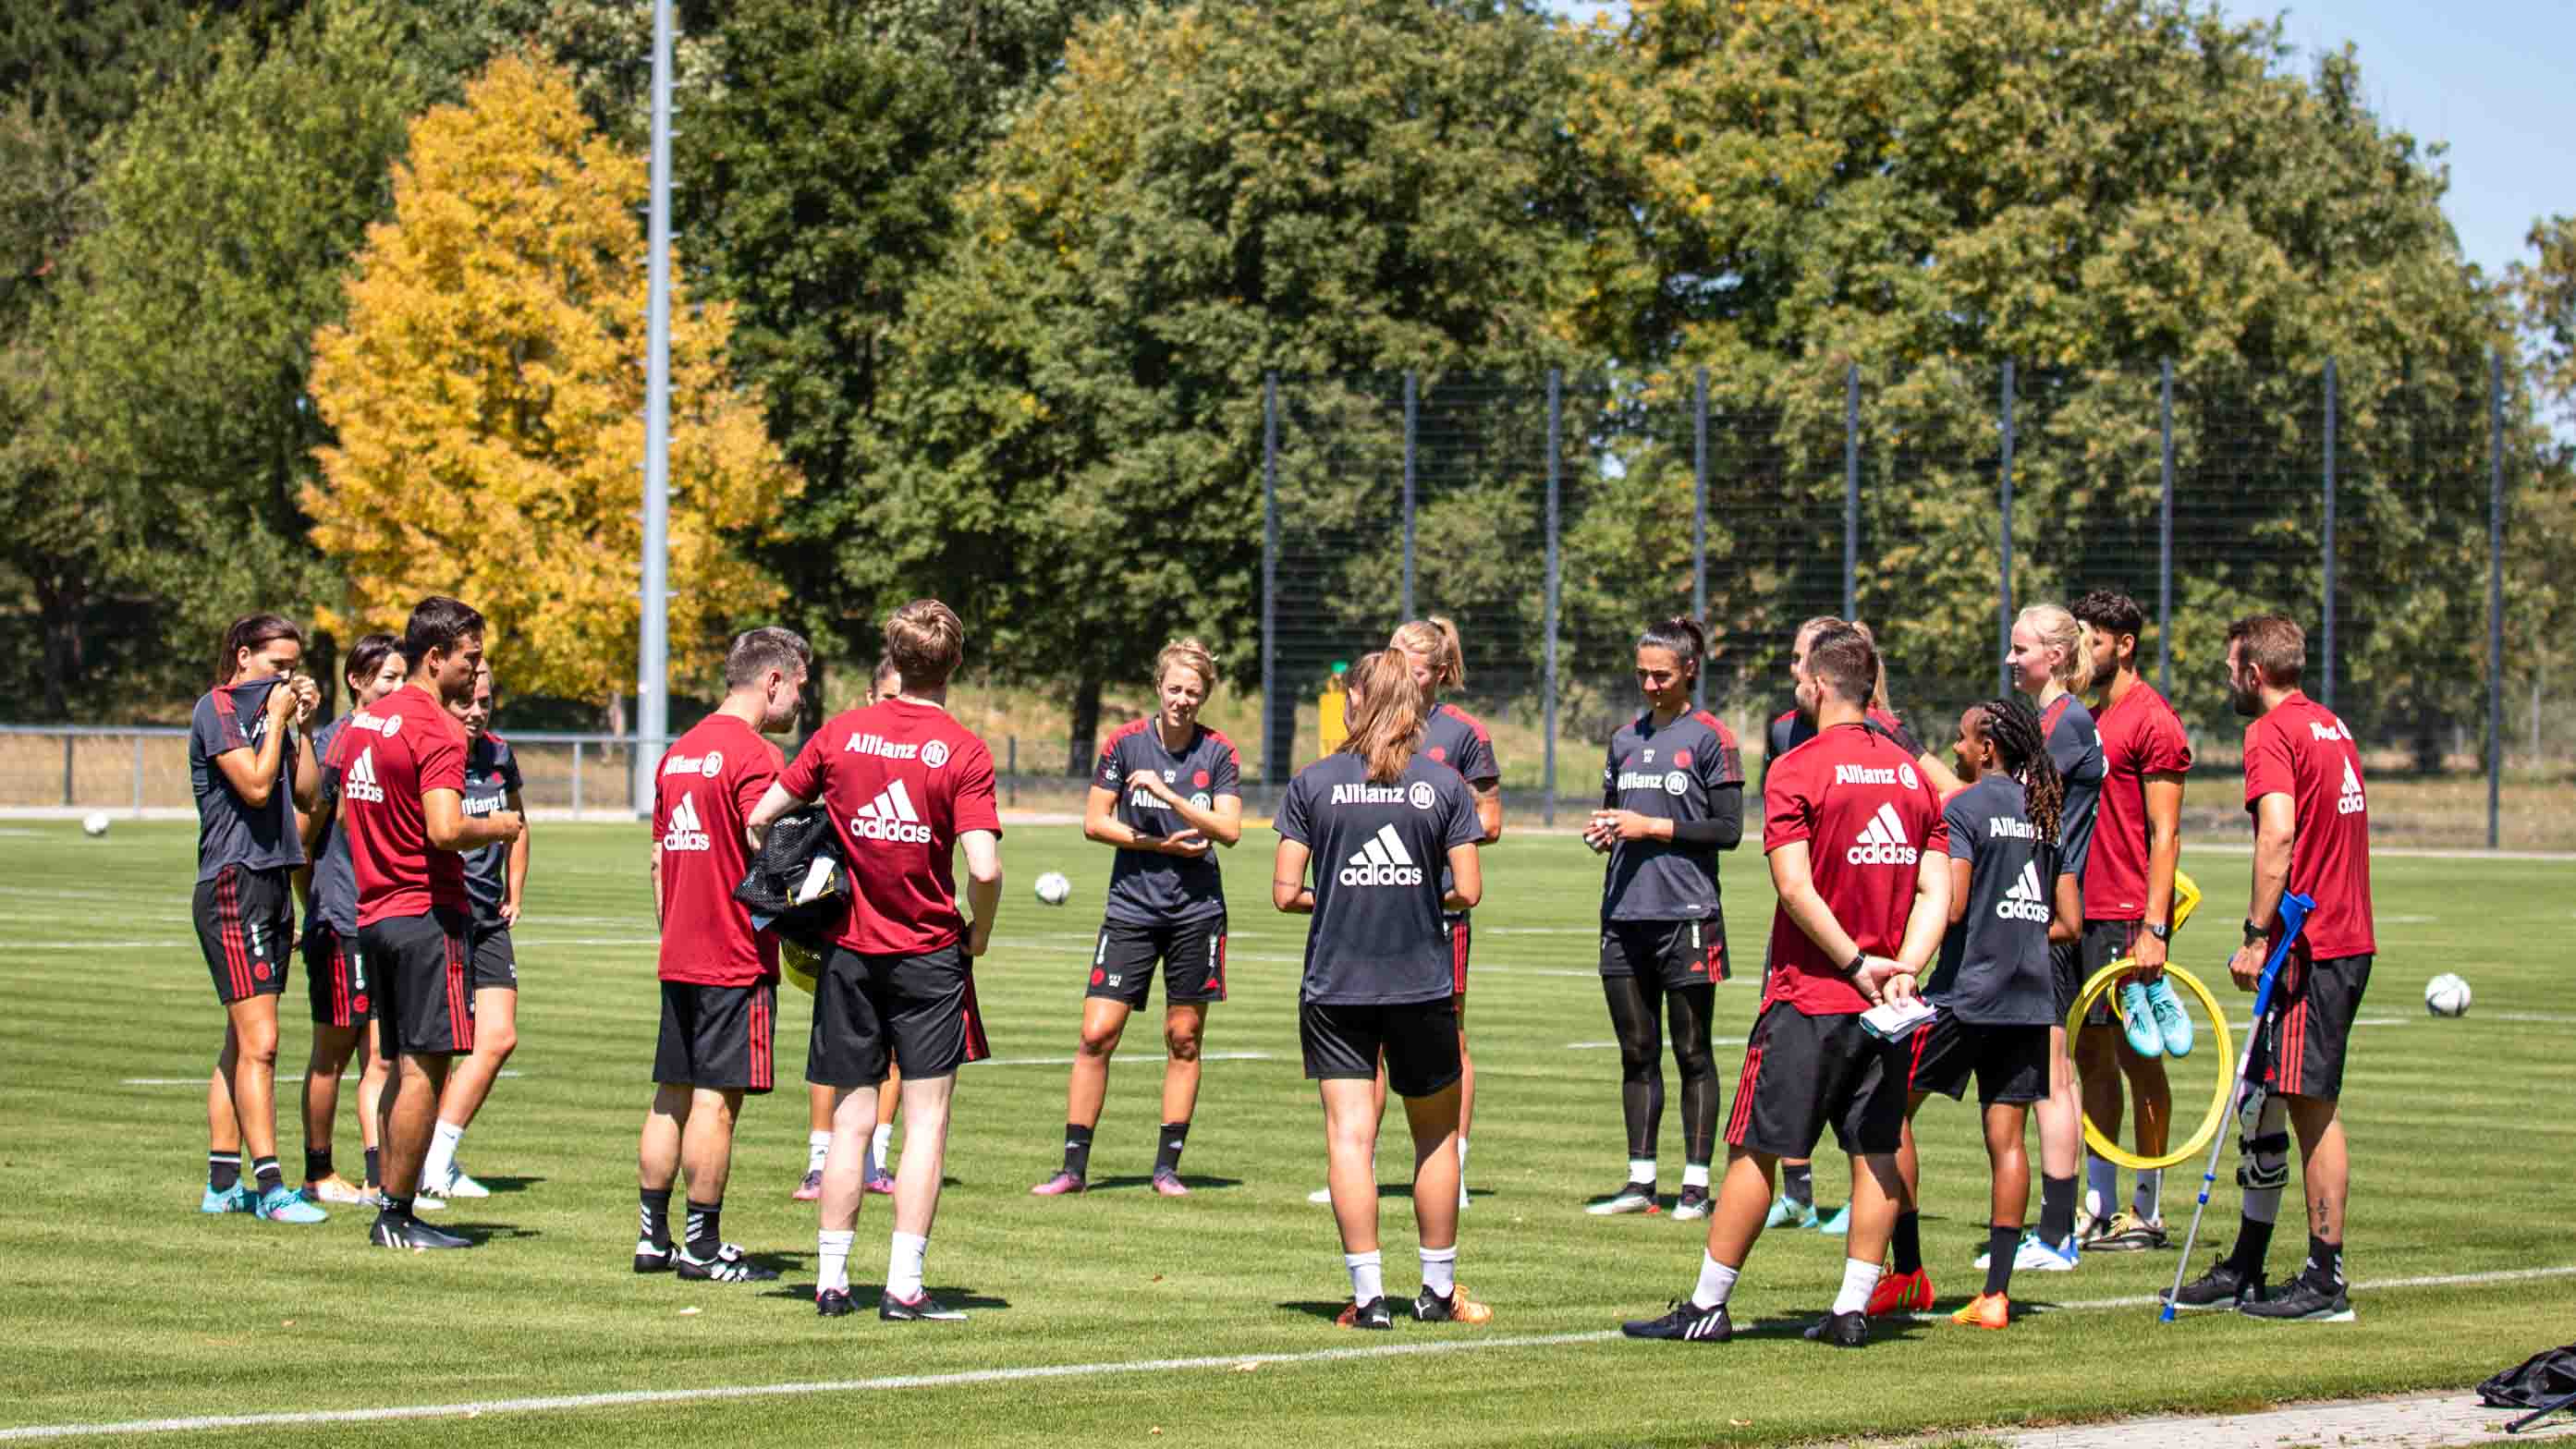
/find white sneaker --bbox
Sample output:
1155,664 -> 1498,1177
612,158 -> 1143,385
1973,1232 -> 2080,1272
439,1163 -> 491,1199
1307,1186 -> 1336,1204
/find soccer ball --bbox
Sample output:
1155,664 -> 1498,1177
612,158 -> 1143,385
1033,871 -> 1072,907
2423,972 -> 2472,1018
80,811 -> 110,837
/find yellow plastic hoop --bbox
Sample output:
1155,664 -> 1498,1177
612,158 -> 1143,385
2104,871 -> 2202,1029
2065,959 -> 2231,1171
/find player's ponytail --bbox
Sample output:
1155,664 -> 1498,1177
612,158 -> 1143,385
1342,651 -> 1427,784
2015,603 -> 2088,696
214,613 -> 301,688
1638,615 -> 1708,687
1388,617 -> 1465,693
1977,696 -> 2063,846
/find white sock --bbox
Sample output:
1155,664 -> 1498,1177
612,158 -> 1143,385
816,1229 -> 853,1295
1455,1137 -> 1471,1209
887,1231 -> 928,1301
2084,1153 -> 2118,1219
422,1121 -> 464,1187
871,1123 -> 894,1173
1681,1162 -> 1711,1189
807,1130 -> 832,1173
1345,1249 -> 1384,1304
1831,1257 -> 1884,1316
1690,1252 -> 1739,1310
1629,1157 -> 1656,1187
2131,1169 -> 2163,1221
1420,1245 -> 1457,1297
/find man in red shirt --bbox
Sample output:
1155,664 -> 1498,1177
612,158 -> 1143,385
2069,590 -> 2192,1249
1622,622 -> 1950,1348
750,600 -> 1004,1322
635,627 -> 810,1284
2168,615 -> 2374,1323
329,597 -> 521,1251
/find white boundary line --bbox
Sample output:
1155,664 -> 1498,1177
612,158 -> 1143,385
6,1264 -> 2570,1443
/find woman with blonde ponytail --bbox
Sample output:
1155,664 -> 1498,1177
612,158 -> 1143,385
1273,652 -> 1491,1329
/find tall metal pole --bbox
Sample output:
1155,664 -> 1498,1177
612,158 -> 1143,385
1844,364 -> 1860,620
2488,350 -> 2507,849
1263,372 -> 1280,785
1401,371 -> 1418,620
2323,359 -> 2338,712
1543,370 -> 1562,828
1998,359 -> 2016,698
634,0 -> 674,814
1692,366 -> 1708,710
2159,359 -> 2175,698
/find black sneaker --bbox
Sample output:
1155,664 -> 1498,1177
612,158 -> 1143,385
2237,1276 -> 2354,1323
1411,1285 -> 1493,1323
2162,1262 -> 2261,1312
1620,1299 -> 1732,1342
816,1288 -> 857,1317
1803,1309 -> 1870,1346
370,1212 -> 470,1250
880,1289 -> 967,1322
1335,1297 -> 1395,1330
1584,1180 -> 1659,1216
676,1242 -> 779,1283
1671,1185 -> 1713,1221
633,1239 -> 675,1274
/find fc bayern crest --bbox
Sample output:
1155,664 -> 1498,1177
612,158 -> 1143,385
922,739 -> 951,769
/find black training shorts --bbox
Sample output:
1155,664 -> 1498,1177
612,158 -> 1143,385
1727,1001 -> 1909,1157
1907,1008 -> 2049,1105
1300,997 -> 1461,1099
471,926 -> 518,992
2252,950 -> 2372,1102
2077,919 -> 2144,1029
653,979 -> 777,1093
2049,939 -> 2082,1023
195,865 -> 293,1005
1087,917 -> 1227,1008
808,942 -> 990,1088
1599,916 -> 1729,990
302,921 -> 369,1028
361,907 -> 474,1059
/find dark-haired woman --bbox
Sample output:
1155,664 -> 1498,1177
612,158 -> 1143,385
1275,653 -> 1490,1329
1869,697 -> 2074,1329
1581,617 -> 1745,1221
191,614 -> 326,1224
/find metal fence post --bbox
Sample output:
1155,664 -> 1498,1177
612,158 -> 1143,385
1692,366 -> 1708,710
2488,349 -> 2506,849
1263,371 -> 1281,785
1998,359 -> 2016,698
1543,369 -> 1562,828
2159,359 -> 2175,697
1007,736 -> 1019,809
1401,371 -> 1418,621
571,739 -> 585,816
1844,363 -> 1860,619
131,735 -> 144,816
62,733 -> 73,807
2323,359 -> 2338,712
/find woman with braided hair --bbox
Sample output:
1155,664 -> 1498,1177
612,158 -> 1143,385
1863,696 -> 2075,1330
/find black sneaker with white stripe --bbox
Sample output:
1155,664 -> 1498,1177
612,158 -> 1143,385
2237,1275 -> 2354,1323
634,1239 -> 675,1273
2162,1262 -> 2260,1311
370,1212 -> 470,1250
676,1242 -> 778,1283
880,1289 -> 967,1321
1621,1299 -> 1732,1342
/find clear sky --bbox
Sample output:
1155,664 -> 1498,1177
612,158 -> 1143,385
1553,0 -> 2572,283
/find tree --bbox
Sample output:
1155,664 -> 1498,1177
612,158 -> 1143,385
304,52 -> 795,701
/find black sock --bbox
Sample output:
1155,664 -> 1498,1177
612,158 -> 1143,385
384,1193 -> 414,1220
1984,1224 -> 2022,1297
2040,1174 -> 2077,1246
639,1187 -> 674,1249
1891,1211 -> 1923,1276
2223,1216 -> 2277,1280
251,1156 -> 283,1194
364,1147 -> 381,1189
1154,1122 -> 1190,1176
1782,1162 -> 1813,1207
685,1199 -> 722,1258
208,1152 -> 241,1193
1062,1123 -> 1094,1179
304,1148 -> 334,1183
2305,1234 -> 2342,1290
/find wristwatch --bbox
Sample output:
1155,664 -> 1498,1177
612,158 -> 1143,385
2144,922 -> 2169,943
2241,918 -> 2266,947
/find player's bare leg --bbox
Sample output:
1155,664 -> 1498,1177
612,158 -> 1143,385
880,1071 -> 958,1318
812,1081 -> 878,1310
1453,1001 -> 1475,1208
1153,1003 -> 1207,1194
213,997 -> 285,1205
377,1052 -> 449,1199
422,986 -> 515,1195
299,1019 -> 367,1199
1037,998 -> 1129,1193
355,1029 -> 388,1184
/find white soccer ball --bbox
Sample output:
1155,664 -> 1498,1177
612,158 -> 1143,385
80,810 -> 111,838
2423,972 -> 2472,1018
1034,871 -> 1072,907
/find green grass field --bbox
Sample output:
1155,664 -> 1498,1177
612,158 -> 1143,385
3,820 -> 2570,1446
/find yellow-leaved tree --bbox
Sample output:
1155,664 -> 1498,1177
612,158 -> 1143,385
304,52 -> 795,703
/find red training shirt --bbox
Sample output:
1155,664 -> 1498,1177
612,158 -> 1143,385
2241,692 -> 2375,960
326,682 -> 469,927
653,713 -> 785,987
2083,680 -> 2192,922
778,700 -> 1003,956
1760,721 -> 1948,1016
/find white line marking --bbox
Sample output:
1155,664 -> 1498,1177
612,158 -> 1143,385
978,1051 -> 1275,1068
8,1265 -> 2566,1442
120,1072 -> 527,1087
1569,1039 -> 1744,1051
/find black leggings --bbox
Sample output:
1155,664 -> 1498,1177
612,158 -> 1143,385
1602,975 -> 1718,1164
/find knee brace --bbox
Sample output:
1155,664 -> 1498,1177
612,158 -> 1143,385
2235,1093 -> 2289,1194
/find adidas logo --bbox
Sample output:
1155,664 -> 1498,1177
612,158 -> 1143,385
2338,760 -> 2365,816
344,746 -> 385,804
1682,1309 -> 1728,1340
851,779 -> 934,845
1844,802 -> 1918,866
1996,860 -> 2053,923
662,792 -> 713,852
1337,823 -> 1424,888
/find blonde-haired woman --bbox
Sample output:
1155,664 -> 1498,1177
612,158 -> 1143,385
1275,652 -> 1489,1329
1033,639 -> 1244,1198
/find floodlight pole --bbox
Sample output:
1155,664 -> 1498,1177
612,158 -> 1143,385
635,0 -> 674,814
